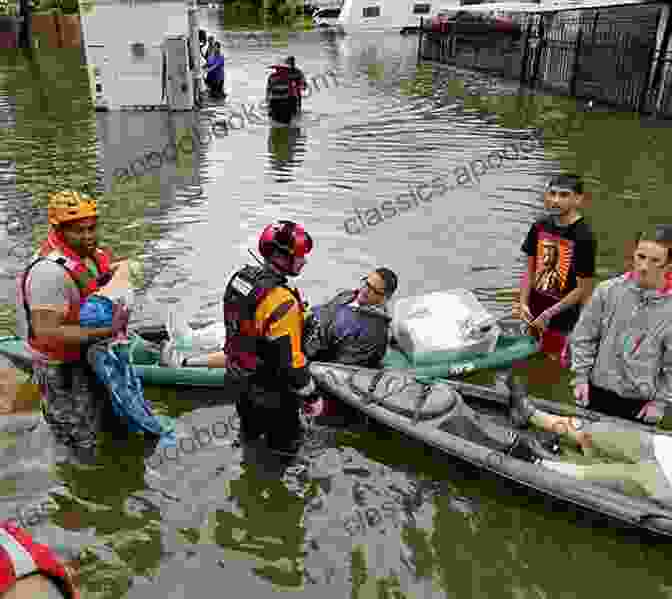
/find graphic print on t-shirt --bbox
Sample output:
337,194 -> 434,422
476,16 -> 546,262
534,232 -> 574,298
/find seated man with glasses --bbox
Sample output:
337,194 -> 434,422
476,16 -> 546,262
302,267 -> 398,368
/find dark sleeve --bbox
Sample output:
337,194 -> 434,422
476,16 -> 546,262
334,338 -> 387,367
574,225 -> 597,278
331,321 -> 389,367
303,300 -> 340,359
303,312 -> 327,359
521,222 -> 538,256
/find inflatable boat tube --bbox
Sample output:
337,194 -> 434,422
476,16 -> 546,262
0,332 -> 537,388
308,361 -> 672,539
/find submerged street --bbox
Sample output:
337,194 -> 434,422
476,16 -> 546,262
1,13 -> 672,597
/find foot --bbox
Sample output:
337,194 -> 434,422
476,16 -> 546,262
505,371 -> 536,428
508,434 -> 560,464
159,340 -> 185,368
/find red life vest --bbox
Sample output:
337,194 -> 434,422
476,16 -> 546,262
267,65 -> 304,99
0,521 -> 79,598
223,264 -> 304,373
18,230 -> 112,362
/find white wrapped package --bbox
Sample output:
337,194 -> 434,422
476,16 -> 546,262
391,289 -> 500,365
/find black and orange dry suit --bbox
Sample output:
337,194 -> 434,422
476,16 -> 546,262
223,264 -> 309,448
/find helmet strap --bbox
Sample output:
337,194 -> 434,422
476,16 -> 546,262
269,252 -> 300,276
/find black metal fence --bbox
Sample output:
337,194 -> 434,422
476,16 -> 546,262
418,4 -> 671,116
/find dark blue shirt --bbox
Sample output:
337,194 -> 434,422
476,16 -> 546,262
303,290 -> 392,367
206,54 -> 224,82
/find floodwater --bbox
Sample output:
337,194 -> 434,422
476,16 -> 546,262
1,10 -> 672,598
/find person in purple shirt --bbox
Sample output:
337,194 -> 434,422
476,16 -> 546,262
202,42 -> 225,99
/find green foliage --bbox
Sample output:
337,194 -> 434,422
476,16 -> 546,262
222,0 -> 302,28
31,0 -> 79,15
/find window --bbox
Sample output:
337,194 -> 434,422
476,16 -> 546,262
412,3 -> 431,14
362,5 -> 380,17
130,42 -> 146,59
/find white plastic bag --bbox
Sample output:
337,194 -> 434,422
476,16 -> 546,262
391,289 -> 500,364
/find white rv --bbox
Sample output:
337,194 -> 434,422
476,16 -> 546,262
336,0 -> 447,34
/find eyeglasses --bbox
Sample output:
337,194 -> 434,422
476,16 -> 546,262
361,277 -> 386,296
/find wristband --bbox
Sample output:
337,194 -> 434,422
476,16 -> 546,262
539,302 -> 571,323
96,272 -> 113,287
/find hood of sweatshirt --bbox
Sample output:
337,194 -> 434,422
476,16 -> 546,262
623,271 -> 672,304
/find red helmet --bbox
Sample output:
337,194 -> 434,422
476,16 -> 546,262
258,221 -> 313,260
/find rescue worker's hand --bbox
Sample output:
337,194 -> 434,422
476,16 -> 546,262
511,301 -> 522,320
573,382 -> 590,407
111,302 -> 130,337
636,400 -> 666,425
302,395 -> 324,417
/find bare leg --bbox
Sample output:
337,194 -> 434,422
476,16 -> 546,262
184,351 -> 227,368
528,409 -> 593,452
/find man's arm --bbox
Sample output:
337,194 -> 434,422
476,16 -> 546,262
27,260 -> 113,346
570,284 -> 606,385
533,275 -> 594,326
654,333 -> 672,406
31,309 -> 113,346
261,292 -> 311,390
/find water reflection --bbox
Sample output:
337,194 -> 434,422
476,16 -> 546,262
267,123 -> 306,179
97,109 -> 204,195
214,444 -> 307,588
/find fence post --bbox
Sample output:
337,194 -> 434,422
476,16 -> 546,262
648,4 -> 672,108
17,0 -> 31,48
569,26 -> 583,97
520,19 -> 533,83
530,17 -> 545,86
590,10 -> 599,45
638,43 -> 658,113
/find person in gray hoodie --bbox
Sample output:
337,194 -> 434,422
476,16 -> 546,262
570,226 -> 672,424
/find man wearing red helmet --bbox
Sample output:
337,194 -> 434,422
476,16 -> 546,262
222,220 -> 315,453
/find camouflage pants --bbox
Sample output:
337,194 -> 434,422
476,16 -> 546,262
32,360 -> 106,449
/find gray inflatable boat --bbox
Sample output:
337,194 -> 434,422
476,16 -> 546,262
309,362 -> 672,539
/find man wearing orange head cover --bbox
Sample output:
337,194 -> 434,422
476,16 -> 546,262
15,190 -> 130,449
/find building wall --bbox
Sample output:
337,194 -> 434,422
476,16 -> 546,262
80,0 -> 190,109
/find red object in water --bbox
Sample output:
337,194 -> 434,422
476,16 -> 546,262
0,32 -> 17,49
493,16 -> 518,34
540,328 -> 568,358
429,14 -> 451,33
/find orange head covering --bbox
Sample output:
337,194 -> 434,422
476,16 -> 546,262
47,190 -> 97,226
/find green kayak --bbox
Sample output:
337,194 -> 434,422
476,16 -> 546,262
0,332 -> 538,387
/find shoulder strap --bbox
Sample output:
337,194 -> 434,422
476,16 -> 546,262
21,256 -> 76,340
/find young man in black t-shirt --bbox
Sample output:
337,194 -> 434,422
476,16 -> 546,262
517,175 -> 597,361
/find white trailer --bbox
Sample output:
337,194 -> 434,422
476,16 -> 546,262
336,0 -> 446,33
